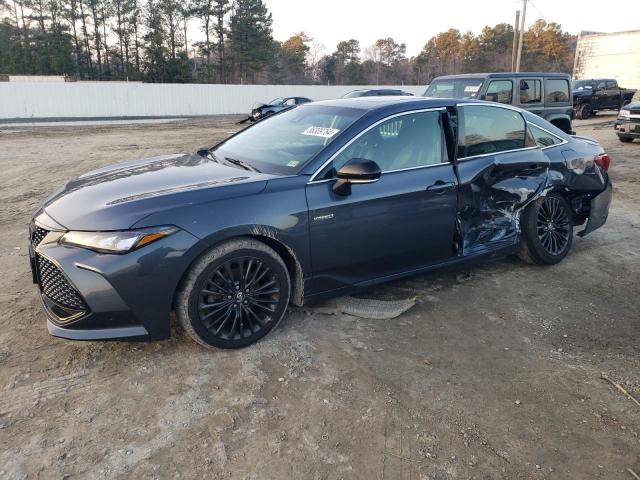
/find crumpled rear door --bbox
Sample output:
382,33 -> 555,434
456,148 -> 550,255
453,104 -> 551,256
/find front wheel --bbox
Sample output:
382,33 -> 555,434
618,136 -> 634,143
518,195 -> 574,265
176,239 -> 291,349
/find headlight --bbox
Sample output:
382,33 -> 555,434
618,109 -> 630,119
59,226 -> 178,254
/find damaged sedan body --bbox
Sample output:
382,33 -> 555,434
29,97 -> 612,349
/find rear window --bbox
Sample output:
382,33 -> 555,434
545,79 -> 570,104
425,78 -> 484,99
458,105 -> 526,158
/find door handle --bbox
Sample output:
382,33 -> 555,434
426,181 -> 456,193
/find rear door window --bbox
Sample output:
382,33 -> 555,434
458,105 -> 526,158
485,80 -> 513,104
545,79 -> 570,104
520,79 -> 542,104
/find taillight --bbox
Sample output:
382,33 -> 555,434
595,153 -> 611,171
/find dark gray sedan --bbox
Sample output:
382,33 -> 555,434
29,97 -> 612,349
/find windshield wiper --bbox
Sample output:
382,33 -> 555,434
223,157 -> 261,173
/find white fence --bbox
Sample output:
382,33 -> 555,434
0,83 -> 425,120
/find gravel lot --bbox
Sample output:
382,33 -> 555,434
0,114 -> 638,479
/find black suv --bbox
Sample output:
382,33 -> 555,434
425,72 -> 574,133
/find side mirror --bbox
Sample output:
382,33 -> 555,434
332,158 -> 381,196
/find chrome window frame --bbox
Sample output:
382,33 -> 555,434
308,107 -> 449,183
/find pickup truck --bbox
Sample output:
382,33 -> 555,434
425,72 -> 574,134
573,79 -> 637,120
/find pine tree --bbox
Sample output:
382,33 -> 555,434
228,0 -> 274,83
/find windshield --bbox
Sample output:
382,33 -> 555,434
268,97 -> 285,105
425,78 -> 484,99
343,90 -> 369,98
572,81 -> 593,90
211,105 -> 367,175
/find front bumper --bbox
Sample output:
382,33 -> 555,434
614,118 -> 640,138
30,218 -> 201,341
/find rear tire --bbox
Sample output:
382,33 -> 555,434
518,195 -> 573,265
576,103 -> 592,120
176,239 -> 291,349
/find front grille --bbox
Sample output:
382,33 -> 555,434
31,226 -> 48,248
37,255 -> 86,311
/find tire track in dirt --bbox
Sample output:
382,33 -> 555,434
0,370 -> 120,416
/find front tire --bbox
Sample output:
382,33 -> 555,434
518,195 -> 574,265
176,239 -> 291,349
618,135 -> 634,143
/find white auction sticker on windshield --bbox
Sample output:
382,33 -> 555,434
464,85 -> 480,93
302,126 -> 340,138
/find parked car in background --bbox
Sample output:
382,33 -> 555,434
614,101 -> 640,143
342,89 -> 414,98
425,72 -> 574,134
244,96 -> 313,122
30,96 -> 611,349
573,79 -> 636,120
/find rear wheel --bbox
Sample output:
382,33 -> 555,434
176,239 -> 291,349
519,195 -> 573,265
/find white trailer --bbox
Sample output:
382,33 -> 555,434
573,30 -> 640,93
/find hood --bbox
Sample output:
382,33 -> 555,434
622,101 -> 640,111
572,89 -> 592,97
41,152 -> 273,231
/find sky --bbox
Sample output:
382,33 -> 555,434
264,0 -> 640,57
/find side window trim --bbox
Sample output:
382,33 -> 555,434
456,103 -> 535,161
308,107 -> 448,183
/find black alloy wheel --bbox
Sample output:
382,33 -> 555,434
536,196 -> 571,256
197,257 -> 281,341
177,239 -> 291,349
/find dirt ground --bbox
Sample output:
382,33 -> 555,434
0,113 -> 638,479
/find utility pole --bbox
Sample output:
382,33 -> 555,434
515,0 -> 527,72
511,10 -> 520,71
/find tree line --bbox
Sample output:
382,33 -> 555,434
0,0 -> 576,84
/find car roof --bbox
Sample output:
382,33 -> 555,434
311,96 -> 461,111
433,72 -> 571,80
